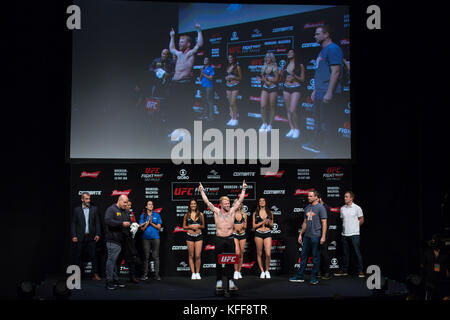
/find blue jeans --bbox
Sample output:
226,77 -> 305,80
341,235 -> 363,273
106,241 -> 121,282
295,236 -> 321,281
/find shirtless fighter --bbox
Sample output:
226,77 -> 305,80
168,23 -> 203,140
199,180 -> 247,291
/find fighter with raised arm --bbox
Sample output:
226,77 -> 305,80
199,180 -> 247,291
168,23 -> 203,141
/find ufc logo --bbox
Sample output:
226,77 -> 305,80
174,188 -> 194,196
326,167 -> 342,174
145,168 -> 160,174
218,254 -> 239,264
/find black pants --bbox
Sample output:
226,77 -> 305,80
74,236 -> 98,274
214,236 -> 236,281
121,236 -> 142,277
168,78 -> 195,131
319,241 -> 331,275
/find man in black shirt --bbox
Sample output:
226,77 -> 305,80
104,195 -> 131,290
149,48 -> 175,99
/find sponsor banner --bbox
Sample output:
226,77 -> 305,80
141,167 -> 164,182
227,36 -> 293,59
171,182 -> 256,201
114,169 -> 127,181
80,171 -> 100,178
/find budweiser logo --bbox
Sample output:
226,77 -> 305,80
264,170 -> 285,178
111,189 -> 131,196
80,171 -> 100,178
330,207 -> 340,213
204,244 -> 215,251
241,261 -> 256,269
294,188 -> 314,196
173,226 -> 187,233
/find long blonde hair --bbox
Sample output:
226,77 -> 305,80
262,52 -> 277,75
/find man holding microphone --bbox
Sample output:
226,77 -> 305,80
290,189 -> 327,285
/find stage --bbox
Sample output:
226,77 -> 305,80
62,275 -> 407,300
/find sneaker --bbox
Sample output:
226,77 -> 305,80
310,279 -> 319,285
260,272 -> 266,279
233,271 -> 239,280
265,271 -> 271,279
229,280 -> 238,291
322,273 -> 332,280
106,282 -> 117,290
358,272 -> 365,278
140,275 -> 148,281
266,124 -> 272,132
286,129 -> 294,138
289,275 -> 304,282
114,280 -> 125,288
228,119 -> 238,127
153,275 -> 161,281
334,270 -> 348,277
259,123 -> 267,132
216,280 -> 223,289
191,273 -> 196,280
291,129 -> 300,139
238,272 -> 242,279
226,119 -> 233,126
196,273 -> 201,280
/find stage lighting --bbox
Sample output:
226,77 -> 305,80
53,279 -> 71,300
17,281 -> 36,300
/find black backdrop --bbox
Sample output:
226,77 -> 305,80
8,0 -> 450,303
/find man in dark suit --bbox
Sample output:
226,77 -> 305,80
71,192 -> 101,280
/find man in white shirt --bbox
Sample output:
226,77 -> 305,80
334,191 -> 365,277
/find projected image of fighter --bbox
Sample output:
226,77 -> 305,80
168,23 -> 203,141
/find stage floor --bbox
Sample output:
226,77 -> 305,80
68,275 -> 392,300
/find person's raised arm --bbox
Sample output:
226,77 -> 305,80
199,182 -> 218,213
190,23 -> 203,54
169,28 -> 180,56
231,180 -> 247,212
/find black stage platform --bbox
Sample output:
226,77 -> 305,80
62,275 -> 407,300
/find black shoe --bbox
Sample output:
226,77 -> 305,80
114,280 -> 125,288
106,282 -> 117,290
322,273 -> 332,280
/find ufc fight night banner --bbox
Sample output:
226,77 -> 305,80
71,163 -> 351,276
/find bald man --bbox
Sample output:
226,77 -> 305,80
104,195 -> 131,290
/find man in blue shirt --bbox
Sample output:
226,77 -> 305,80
302,25 -> 344,156
290,189 -> 327,284
139,200 -> 163,280
200,56 -> 215,121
